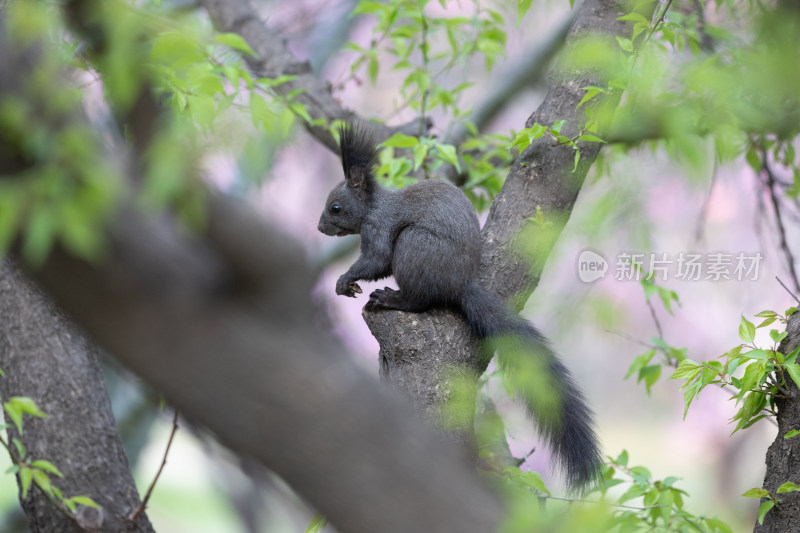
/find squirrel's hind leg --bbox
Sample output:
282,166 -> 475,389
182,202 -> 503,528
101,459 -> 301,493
365,287 -> 429,313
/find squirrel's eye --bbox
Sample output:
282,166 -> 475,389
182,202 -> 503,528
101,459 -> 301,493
330,204 -> 342,214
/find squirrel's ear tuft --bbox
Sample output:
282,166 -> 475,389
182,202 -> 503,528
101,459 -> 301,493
339,122 -> 378,190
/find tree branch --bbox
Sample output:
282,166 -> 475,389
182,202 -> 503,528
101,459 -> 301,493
197,0 -> 430,151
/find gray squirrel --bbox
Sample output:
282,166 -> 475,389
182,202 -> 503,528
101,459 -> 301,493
317,124 -> 602,490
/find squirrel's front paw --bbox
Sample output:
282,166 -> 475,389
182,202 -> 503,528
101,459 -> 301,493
336,276 -> 362,297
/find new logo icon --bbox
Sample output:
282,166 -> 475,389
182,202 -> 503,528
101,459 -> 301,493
577,249 -> 608,283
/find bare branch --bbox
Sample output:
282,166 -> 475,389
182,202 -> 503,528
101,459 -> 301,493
762,150 -> 800,292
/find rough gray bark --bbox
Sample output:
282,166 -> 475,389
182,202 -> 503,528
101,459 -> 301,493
365,0 -> 631,450
0,259 -> 154,533
754,312 -> 800,533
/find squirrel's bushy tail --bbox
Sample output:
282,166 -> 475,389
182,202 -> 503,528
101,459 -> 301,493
460,281 -> 603,490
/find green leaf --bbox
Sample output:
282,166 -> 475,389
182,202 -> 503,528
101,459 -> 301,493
739,315 -> 756,343
755,310 -> 778,318
31,460 -> 63,478
215,33 -> 257,57
758,500 -> 775,525
12,438 -> 25,459
625,349 -> 656,380
187,95 -> 217,128
517,0 -> 533,23
615,36 -> 634,52
578,134 -> 606,143
256,75 -> 299,88
770,329 -> 788,343
9,397 -> 47,418
71,495 -> 102,508
741,361 -> 767,393
617,484 -> 648,504
784,363 -> 800,389
572,149 -> 581,172
639,364 -> 661,394
19,466 -> 32,498
705,517 -> 733,533
151,32 -> 206,67
785,429 -> 800,439
382,133 -> 418,148
413,144 -> 428,171
758,317 -> 777,328
682,382 -> 700,419
22,205 -> 57,268
742,487 -> 770,499
745,148 -> 761,173
741,349 -> 768,361
305,512 -> 328,533
617,12 -> 649,23
576,86 -> 604,110
0,192 -> 21,258
550,120 -> 566,135
670,359 -> 701,380
31,468 -> 52,495
777,482 -> 800,493
436,144 -> 460,172
368,54 -> 379,84
3,401 -> 23,435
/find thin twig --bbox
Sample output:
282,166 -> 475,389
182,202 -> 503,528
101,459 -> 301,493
776,276 -> 800,305
606,329 -> 656,350
762,150 -> 800,293
128,410 -> 180,522
647,300 -> 664,340
544,493 -> 668,511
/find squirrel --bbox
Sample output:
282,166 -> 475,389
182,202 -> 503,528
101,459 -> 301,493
317,124 -> 602,490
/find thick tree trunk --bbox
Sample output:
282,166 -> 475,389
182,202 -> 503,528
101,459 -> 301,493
0,259 -> 154,533
753,312 -> 800,533
365,0 -> 632,451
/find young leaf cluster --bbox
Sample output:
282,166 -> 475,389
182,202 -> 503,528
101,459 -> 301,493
742,482 -> 800,526
670,308 -> 799,433
489,449 -> 731,533
1,372 -> 101,520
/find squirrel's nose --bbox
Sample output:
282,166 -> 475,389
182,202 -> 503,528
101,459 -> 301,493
317,222 -> 324,233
